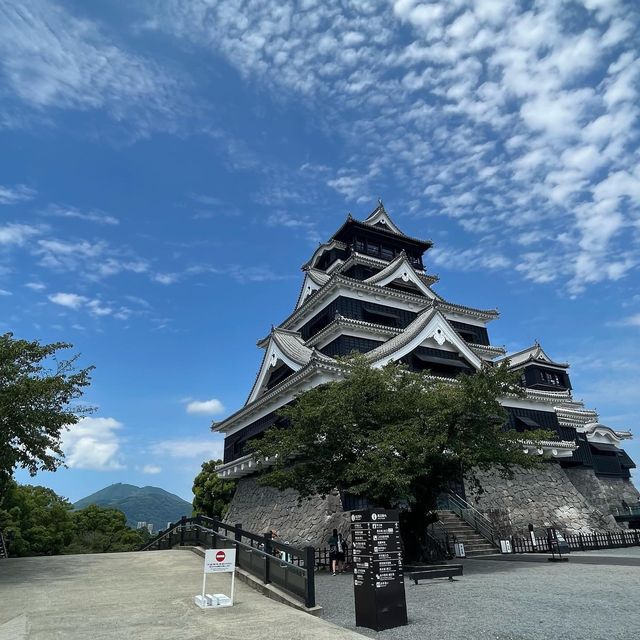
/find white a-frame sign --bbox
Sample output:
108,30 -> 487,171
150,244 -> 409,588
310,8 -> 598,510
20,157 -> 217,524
194,548 -> 236,609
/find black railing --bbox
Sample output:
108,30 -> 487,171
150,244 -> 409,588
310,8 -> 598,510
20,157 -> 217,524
141,515 -> 315,608
510,529 -> 640,553
611,505 -> 640,518
426,520 -> 455,561
440,491 -> 497,546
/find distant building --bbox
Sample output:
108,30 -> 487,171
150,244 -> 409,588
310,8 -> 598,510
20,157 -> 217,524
213,203 -> 639,543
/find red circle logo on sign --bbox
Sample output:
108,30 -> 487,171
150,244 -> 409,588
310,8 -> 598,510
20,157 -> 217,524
215,550 -> 226,562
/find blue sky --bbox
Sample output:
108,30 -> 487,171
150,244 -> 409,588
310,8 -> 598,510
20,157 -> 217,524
2,0 -> 639,502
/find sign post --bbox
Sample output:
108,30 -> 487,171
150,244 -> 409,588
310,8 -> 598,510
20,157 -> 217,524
351,509 -> 408,631
194,548 -> 237,609
546,528 -> 569,562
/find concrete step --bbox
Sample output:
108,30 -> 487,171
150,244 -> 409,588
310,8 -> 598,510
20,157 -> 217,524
464,549 -> 498,557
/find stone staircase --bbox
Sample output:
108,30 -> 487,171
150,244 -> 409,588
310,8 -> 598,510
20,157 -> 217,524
437,510 -> 497,558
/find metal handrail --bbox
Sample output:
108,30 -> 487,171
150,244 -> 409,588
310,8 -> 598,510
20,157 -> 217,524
443,491 -> 496,546
140,515 -> 316,607
611,505 -> 640,517
426,520 -> 455,560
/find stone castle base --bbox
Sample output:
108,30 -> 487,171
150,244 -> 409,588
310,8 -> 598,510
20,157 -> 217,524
225,463 -> 639,545
224,477 -> 351,547
466,463 -> 638,537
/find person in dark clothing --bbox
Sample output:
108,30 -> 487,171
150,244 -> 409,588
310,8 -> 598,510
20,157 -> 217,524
328,529 -> 339,575
336,532 -> 347,573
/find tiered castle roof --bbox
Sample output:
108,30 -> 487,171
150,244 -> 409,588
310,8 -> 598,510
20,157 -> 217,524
214,204 -> 635,481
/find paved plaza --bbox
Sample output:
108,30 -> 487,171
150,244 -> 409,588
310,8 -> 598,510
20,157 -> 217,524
2,547 -> 639,639
317,548 -> 640,640
0,550 -> 365,640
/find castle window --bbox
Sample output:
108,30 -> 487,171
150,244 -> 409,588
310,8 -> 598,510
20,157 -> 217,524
381,246 -> 394,261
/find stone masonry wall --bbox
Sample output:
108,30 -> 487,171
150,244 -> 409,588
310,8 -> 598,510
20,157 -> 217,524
466,463 -> 620,537
224,477 -> 351,547
563,468 -> 640,527
227,464 -> 636,545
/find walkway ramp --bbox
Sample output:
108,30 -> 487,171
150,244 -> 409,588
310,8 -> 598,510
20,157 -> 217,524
0,550 -> 366,640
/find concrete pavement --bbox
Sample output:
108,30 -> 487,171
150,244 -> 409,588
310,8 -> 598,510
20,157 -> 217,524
0,549 -> 367,640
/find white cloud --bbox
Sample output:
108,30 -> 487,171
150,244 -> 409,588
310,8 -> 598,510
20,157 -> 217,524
153,273 -> 179,285
41,204 -> 119,226
25,281 -> 46,291
0,288 -> 12,296
150,438 -> 224,460
0,223 -> 42,246
0,0 -> 181,133
48,292 -> 88,309
142,464 -> 162,474
34,237 -> 150,281
62,416 -> 124,471
185,398 -> 226,416
143,0 -> 640,294
0,184 -> 36,204
618,313 -> 640,327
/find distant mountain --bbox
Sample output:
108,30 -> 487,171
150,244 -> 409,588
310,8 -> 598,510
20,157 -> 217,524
73,483 -> 192,533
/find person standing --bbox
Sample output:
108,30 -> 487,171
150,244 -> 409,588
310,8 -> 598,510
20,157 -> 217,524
328,529 -> 339,575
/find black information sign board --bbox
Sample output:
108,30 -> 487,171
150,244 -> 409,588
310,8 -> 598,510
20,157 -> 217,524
351,509 -> 408,631
546,527 -> 570,557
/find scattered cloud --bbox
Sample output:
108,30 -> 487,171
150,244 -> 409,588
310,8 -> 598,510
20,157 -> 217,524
153,272 -> 179,285
430,246 -> 511,272
41,204 -> 119,225
62,416 -> 124,471
185,398 -> 225,416
47,291 -> 132,320
0,184 -> 36,204
144,0 -> 640,294
265,211 -> 321,244
142,464 -> 162,474
48,292 -> 87,309
0,288 -> 12,296
0,223 -> 42,246
25,281 -> 46,291
150,438 -> 224,460
0,0 -> 183,134
617,313 -> 640,327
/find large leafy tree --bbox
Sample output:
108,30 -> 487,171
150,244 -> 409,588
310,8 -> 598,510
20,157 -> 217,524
192,459 -> 237,519
251,356 -> 551,559
0,482 -> 148,557
0,332 -> 94,482
0,481 -> 75,556
66,504 -> 148,554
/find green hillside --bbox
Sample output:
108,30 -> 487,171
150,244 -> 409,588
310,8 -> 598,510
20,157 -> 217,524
73,483 -> 192,532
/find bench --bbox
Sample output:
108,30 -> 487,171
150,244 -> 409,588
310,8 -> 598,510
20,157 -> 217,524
405,564 -> 463,584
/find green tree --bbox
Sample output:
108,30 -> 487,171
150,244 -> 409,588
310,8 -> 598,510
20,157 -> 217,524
66,504 -> 147,554
250,356 -> 551,560
192,460 -> 236,519
0,481 -> 74,556
0,333 -> 94,483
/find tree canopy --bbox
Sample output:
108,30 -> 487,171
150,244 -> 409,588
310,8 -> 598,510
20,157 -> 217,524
0,332 -> 94,482
250,356 -> 552,558
0,481 -> 148,557
192,459 -> 237,519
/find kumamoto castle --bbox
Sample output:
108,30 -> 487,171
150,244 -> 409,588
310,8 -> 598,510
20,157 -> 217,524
213,203 -> 639,552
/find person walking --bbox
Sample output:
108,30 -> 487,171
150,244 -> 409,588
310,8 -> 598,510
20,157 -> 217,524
337,532 -> 347,573
328,529 -> 339,575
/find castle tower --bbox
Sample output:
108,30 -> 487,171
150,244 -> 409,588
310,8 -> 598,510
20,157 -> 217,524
213,204 -> 638,542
